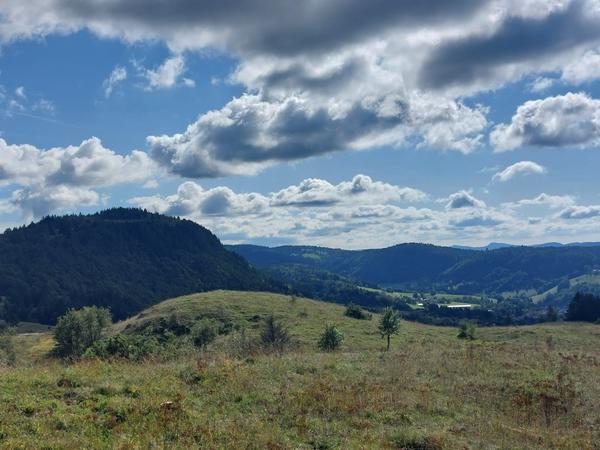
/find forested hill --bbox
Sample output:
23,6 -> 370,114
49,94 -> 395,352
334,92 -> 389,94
0,209 -> 276,324
228,243 -> 600,295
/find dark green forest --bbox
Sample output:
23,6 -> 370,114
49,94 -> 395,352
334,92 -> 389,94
0,209 -> 276,324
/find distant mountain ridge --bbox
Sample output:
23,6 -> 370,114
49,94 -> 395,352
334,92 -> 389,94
453,242 -> 600,251
228,242 -> 600,296
0,209 -> 276,324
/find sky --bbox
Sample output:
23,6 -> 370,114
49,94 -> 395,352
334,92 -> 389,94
0,0 -> 600,249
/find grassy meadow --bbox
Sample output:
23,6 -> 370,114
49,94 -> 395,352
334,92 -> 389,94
1,291 -> 599,449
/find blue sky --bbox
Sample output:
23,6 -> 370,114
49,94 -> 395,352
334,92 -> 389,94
1,0 -> 600,248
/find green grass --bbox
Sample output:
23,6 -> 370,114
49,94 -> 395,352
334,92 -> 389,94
359,286 -> 481,304
1,290 -> 600,449
14,322 -> 54,334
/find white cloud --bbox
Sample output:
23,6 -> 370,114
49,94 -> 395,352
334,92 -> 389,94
14,86 -> 25,99
492,161 -> 546,182
5,0 -> 600,176
147,91 -> 488,178
132,175 -> 426,218
504,193 -> 576,209
271,175 -> 427,207
529,77 -> 555,93
141,54 -> 188,90
561,48 -> 600,84
103,65 -> 127,97
491,92 -> 600,151
559,205 -> 600,219
445,190 -> 486,210
32,99 -> 56,115
0,137 -> 158,219
129,177 -> 526,248
10,185 -> 99,221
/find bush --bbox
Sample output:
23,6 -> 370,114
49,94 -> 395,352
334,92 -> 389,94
85,334 -> 160,361
260,315 -> 290,352
191,319 -> 218,349
0,328 -> 16,366
457,322 -> 476,340
318,324 -> 344,351
344,303 -> 372,320
53,306 -> 112,358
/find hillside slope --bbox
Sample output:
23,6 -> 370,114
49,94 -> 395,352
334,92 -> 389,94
0,209 -> 276,324
2,290 -> 599,449
113,290 -> 385,350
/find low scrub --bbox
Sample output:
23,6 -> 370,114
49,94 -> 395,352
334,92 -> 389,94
344,303 -> 372,320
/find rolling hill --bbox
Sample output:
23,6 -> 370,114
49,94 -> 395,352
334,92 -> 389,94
0,209 -> 277,324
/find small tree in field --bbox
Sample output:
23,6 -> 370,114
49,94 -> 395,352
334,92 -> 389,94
378,307 -> 400,351
54,306 -> 112,358
545,305 -> 559,322
457,322 -> 476,340
318,324 -> 343,351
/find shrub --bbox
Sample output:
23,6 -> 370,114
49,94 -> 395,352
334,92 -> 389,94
191,319 -> 218,349
260,315 -> 290,352
318,324 -> 344,351
53,306 -> 112,358
344,303 -> 372,320
0,328 -> 16,366
85,334 -> 160,361
457,322 -> 476,340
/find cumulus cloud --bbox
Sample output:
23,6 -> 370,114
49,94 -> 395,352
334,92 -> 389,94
5,0 -> 600,176
0,0 -> 487,55
492,161 -> 546,182
102,65 -> 127,97
132,181 -> 268,217
448,210 -> 504,228
132,175 -> 426,217
445,190 -> 486,210
148,92 -> 488,177
561,48 -> 600,84
0,137 -> 158,219
419,1 -> 600,91
0,137 -> 155,187
529,77 -> 554,93
128,176 -> 528,248
491,92 -> 600,151
10,186 -> 100,220
270,175 -> 427,207
504,193 -> 576,209
139,54 -> 191,90
559,205 -> 600,219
